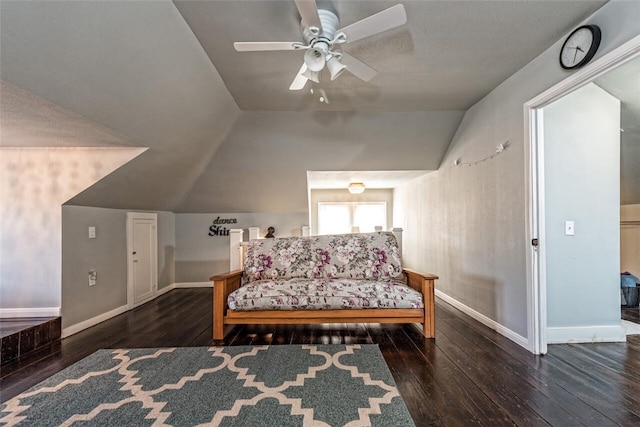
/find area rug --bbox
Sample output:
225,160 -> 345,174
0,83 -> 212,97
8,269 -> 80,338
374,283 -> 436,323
1,344 -> 415,426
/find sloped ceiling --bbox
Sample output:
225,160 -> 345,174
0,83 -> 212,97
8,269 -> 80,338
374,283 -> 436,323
176,110 -> 464,212
0,0 -> 615,213
173,0 -> 609,112
0,0 -> 240,211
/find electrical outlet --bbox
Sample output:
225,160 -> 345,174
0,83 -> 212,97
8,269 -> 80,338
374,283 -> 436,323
89,269 -> 97,286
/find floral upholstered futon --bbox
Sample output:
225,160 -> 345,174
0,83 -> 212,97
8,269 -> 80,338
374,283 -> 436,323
227,232 -> 424,311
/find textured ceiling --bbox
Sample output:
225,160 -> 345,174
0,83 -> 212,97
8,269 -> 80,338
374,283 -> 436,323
174,0 -> 609,112
1,82 -> 137,148
4,0 -> 632,213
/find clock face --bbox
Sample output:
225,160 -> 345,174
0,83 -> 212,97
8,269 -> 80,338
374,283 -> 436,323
560,25 -> 601,70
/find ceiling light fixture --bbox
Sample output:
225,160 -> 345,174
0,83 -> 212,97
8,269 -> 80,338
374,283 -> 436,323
304,46 -> 327,72
302,68 -> 320,83
326,54 -> 347,80
348,182 -> 365,194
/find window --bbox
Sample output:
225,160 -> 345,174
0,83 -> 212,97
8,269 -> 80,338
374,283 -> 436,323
318,202 -> 387,235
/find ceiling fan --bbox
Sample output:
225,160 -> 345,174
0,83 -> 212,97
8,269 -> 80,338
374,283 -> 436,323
233,0 -> 407,90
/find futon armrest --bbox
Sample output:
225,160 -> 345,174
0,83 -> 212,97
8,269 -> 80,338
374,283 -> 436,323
403,268 -> 437,301
211,270 -> 243,340
403,268 -> 437,338
210,270 -> 243,299
403,268 -> 438,284
209,270 -> 243,283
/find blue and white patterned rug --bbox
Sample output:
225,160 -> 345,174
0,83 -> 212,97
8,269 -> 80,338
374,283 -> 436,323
1,344 -> 415,426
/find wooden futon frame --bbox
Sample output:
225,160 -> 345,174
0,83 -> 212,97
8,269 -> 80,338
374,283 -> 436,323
210,228 -> 437,340
211,268 -> 437,340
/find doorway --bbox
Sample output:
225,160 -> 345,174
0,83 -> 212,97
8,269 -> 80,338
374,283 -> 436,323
526,35 -> 640,354
126,212 -> 158,308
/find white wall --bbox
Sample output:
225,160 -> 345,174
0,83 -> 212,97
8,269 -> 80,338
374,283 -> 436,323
0,147 -> 144,317
544,83 -> 621,340
394,1 -> 640,347
175,212 -> 308,282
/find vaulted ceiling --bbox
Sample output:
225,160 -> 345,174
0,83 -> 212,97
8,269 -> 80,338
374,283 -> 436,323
1,0 -> 618,212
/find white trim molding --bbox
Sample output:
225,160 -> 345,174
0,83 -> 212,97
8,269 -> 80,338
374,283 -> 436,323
62,283 -> 213,337
157,282 -> 213,296
62,304 -> 129,338
435,289 -> 530,350
0,307 -> 61,318
547,325 -> 626,344
525,33 -> 640,354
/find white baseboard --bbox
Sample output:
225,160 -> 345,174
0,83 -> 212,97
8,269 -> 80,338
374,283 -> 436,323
547,325 -> 627,344
59,283 -> 213,338
435,289 -> 530,350
157,282 -> 212,296
0,307 -> 61,318
621,319 -> 640,335
62,304 -> 129,338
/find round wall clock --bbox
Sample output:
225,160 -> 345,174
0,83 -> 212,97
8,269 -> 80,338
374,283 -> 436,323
559,24 -> 602,70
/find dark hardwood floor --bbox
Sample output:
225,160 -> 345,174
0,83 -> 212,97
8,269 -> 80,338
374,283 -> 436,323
622,305 -> 640,324
3,288 -> 640,426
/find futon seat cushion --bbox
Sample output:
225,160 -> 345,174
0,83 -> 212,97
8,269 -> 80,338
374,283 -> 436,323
227,277 -> 424,311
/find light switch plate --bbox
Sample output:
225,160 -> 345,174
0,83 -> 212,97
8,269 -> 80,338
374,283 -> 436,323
88,226 -> 96,239
565,221 -> 575,236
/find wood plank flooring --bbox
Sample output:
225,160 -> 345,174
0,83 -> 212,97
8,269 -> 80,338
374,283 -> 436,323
2,288 -> 640,426
622,305 -> 640,323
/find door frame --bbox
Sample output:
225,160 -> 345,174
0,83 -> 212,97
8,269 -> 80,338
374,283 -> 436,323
525,34 -> 640,354
126,212 -> 158,309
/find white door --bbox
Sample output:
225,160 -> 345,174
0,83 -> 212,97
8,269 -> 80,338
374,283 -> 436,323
127,212 -> 158,308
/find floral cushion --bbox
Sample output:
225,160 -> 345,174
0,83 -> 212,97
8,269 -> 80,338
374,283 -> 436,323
227,278 -> 424,311
243,232 -> 403,283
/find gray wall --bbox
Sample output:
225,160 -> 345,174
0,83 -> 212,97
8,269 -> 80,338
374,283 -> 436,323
61,208 -> 306,328
544,83 -> 620,329
61,206 -> 175,329
394,1 -> 640,342
175,212 -> 308,282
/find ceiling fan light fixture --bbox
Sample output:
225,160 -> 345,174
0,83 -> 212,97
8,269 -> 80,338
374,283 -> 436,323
348,182 -> 365,194
234,3 -> 408,90
304,47 -> 326,72
326,55 -> 347,80
301,68 -> 320,83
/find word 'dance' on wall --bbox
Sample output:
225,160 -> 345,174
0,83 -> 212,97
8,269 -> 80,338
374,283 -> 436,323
208,216 -> 237,237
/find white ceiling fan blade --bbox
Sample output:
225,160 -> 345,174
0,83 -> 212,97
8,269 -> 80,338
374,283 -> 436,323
289,63 -> 309,90
294,0 -> 322,34
340,52 -> 377,82
337,4 -> 407,45
234,41 -> 300,52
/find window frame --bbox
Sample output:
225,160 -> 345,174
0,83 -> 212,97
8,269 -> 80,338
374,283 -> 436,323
317,201 -> 388,235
